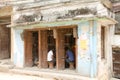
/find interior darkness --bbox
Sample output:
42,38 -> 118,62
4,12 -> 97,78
64,28 -> 76,69
47,30 -> 56,67
32,31 -> 38,66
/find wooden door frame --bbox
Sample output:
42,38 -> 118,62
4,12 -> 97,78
24,30 -> 33,67
24,30 -> 39,67
56,27 -> 78,70
24,26 -> 78,70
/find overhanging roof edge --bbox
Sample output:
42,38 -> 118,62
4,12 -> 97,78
7,16 -> 117,29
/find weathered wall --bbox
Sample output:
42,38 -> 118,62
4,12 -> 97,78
111,2 -> 120,46
97,25 -> 112,80
0,25 -> 10,59
12,29 -> 24,67
77,21 -> 91,77
112,35 -> 120,47
0,6 -> 12,17
77,21 -> 97,77
115,12 -> 120,34
10,0 -> 114,79
11,1 -> 112,25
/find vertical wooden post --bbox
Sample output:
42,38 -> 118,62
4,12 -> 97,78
38,30 -> 42,68
11,28 -> 14,62
56,29 -> 65,70
41,30 -> 48,68
53,29 -> 57,39
24,31 -> 33,67
73,27 -> 78,38
73,27 -> 77,68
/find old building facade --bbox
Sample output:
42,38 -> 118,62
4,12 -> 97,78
110,0 -> 120,79
0,0 -> 118,80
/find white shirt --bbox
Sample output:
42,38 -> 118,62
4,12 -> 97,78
47,50 -> 53,61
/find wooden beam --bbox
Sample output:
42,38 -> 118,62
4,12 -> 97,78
24,31 -> 33,67
41,30 -> 48,68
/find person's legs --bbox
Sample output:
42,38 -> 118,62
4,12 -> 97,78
69,61 -> 74,69
53,59 -> 56,67
48,61 -> 54,69
65,59 -> 70,68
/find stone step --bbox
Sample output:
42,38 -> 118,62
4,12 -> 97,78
111,78 -> 120,80
9,68 -> 96,80
0,64 -> 14,72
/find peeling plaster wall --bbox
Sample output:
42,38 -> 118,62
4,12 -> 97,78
13,29 -> 24,67
97,26 -> 112,80
11,1 -> 112,25
112,12 -> 120,47
112,35 -> 120,47
11,0 -> 114,79
77,21 -> 97,77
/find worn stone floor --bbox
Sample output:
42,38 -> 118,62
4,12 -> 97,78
0,59 -> 119,80
0,72 -> 53,80
111,78 -> 120,80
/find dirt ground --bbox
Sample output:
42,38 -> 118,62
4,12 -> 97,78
0,72 -> 53,80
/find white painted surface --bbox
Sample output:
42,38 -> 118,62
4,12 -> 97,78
112,35 -> 120,47
13,29 -> 24,67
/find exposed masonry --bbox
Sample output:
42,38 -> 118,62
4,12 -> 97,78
57,8 -> 97,19
15,7 -> 97,24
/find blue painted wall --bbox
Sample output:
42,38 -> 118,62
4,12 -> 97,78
77,21 -> 97,77
13,29 -> 24,67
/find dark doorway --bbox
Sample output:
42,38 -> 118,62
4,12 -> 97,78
24,28 -> 77,70
24,31 -> 38,67
101,26 -> 105,59
47,30 -> 56,68
32,31 -> 38,66
56,28 -> 76,70
64,28 -> 76,69
0,24 -> 11,59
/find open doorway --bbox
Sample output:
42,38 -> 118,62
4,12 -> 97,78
24,31 -> 39,67
0,24 -> 11,59
24,28 -> 77,70
64,28 -> 76,69
47,30 -> 56,68
0,16 -> 11,60
32,31 -> 38,66
56,28 -> 76,70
